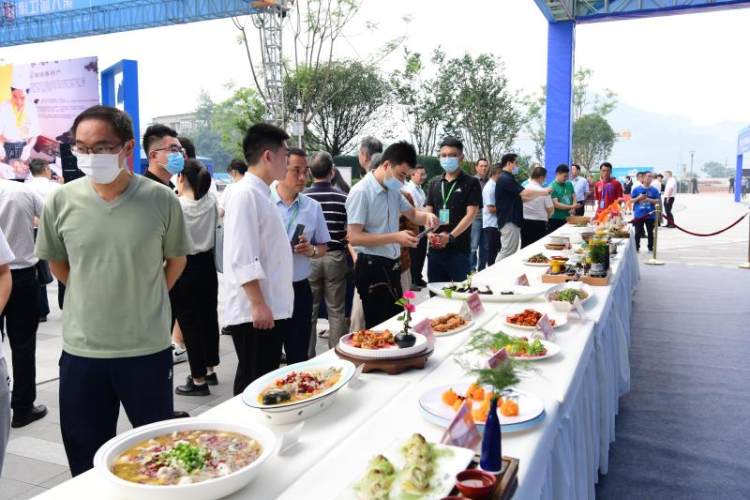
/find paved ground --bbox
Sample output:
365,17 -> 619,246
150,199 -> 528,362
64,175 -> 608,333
0,192 -> 747,499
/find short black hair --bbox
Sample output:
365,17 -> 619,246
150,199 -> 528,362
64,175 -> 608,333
143,124 -> 178,153
288,147 -> 307,159
180,159 -> 211,200
571,163 -> 581,172
656,173 -> 664,179
531,166 -> 547,180
500,153 -> 518,168
359,136 -> 383,158
227,158 -> 247,175
29,159 -> 49,176
476,158 -> 488,164
599,162 -> 613,171
242,123 -> 290,166
439,136 -> 464,152
310,151 -> 334,179
381,141 -> 417,169
178,136 -> 196,159
413,163 -> 426,171
71,105 -> 134,144
556,164 -> 570,175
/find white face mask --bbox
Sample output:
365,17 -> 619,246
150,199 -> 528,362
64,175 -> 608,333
75,153 -> 123,184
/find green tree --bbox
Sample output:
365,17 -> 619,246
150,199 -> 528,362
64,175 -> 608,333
572,113 -> 616,171
701,161 -> 733,178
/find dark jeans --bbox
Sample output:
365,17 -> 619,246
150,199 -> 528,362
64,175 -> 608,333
0,267 -> 40,413
548,218 -> 567,232
227,320 -> 289,396
59,348 -> 173,476
353,254 -> 402,329
573,205 -> 585,216
470,217 -> 488,271
634,219 -> 655,251
483,227 -> 501,265
427,248 -> 471,284
663,197 -> 675,226
170,251 -> 220,379
286,279 -> 313,365
410,228 -> 427,285
521,219 -> 548,248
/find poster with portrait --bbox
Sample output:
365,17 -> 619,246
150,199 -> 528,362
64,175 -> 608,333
0,56 -> 99,180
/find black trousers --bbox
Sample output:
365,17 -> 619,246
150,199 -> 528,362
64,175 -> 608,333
227,319 -> 289,396
286,279 -> 313,365
170,251 -> 220,379
59,348 -> 173,476
548,218 -> 567,232
0,267 -> 40,413
663,197 -> 675,226
483,227 -> 501,265
409,228 -> 427,285
573,205 -> 585,216
521,219 -> 548,248
634,219 -> 655,251
354,254 -> 402,329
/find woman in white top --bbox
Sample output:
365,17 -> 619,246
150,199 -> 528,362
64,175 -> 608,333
171,159 -> 221,396
521,166 -> 554,248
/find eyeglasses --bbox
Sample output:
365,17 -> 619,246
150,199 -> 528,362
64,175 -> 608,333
152,145 -> 185,154
72,143 -> 124,155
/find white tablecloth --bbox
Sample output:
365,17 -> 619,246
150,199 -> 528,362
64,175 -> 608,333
37,226 -> 638,500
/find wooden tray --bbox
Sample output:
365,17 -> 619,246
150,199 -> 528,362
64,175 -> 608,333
446,455 -> 519,500
542,271 -> 610,286
334,343 -> 434,375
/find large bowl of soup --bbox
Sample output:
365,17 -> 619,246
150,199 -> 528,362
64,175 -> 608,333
93,418 -> 276,500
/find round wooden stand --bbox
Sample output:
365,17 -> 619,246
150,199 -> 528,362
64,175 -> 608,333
334,344 -> 435,375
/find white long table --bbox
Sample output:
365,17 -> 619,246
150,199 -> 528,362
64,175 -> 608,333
38,226 -> 639,500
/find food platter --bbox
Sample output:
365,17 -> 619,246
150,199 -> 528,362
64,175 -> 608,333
427,282 -> 550,303
503,309 -> 568,330
93,418 -> 276,500
504,338 -> 560,361
337,434 -> 475,500
338,331 -> 428,359
430,313 -> 474,337
544,282 -> 593,312
419,383 -> 545,433
522,252 -> 551,267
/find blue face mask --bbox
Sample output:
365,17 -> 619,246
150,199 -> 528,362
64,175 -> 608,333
384,171 -> 404,191
166,152 -> 185,175
440,157 -> 460,173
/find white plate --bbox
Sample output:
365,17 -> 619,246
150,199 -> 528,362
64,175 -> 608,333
430,317 -> 475,337
523,260 -> 551,267
505,339 -> 561,361
503,310 -> 568,330
338,332 -> 428,359
338,437 -> 474,500
93,418 -> 276,500
418,383 -> 545,431
427,282 -> 550,303
242,359 -> 356,411
544,283 -> 593,312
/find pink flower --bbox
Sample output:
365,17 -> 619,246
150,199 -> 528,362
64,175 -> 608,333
403,290 -> 416,300
405,303 -> 416,313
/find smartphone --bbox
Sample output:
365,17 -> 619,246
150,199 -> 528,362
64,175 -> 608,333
290,224 -> 306,247
417,226 -> 435,240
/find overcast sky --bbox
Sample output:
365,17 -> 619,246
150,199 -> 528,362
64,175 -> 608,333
2,0 -> 748,165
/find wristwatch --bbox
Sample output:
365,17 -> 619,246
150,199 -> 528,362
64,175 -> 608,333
448,234 -> 456,245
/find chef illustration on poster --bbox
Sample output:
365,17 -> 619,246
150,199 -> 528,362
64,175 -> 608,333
0,64 -> 39,179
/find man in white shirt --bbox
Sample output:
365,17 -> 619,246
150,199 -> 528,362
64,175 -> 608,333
0,179 -> 46,428
404,164 -> 428,288
223,123 -> 294,396
0,227 -> 14,476
570,163 -> 589,216
662,170 -> 677,228
521,166 -> 554,247
28,159 -> 60,201
481,164 -> 503,264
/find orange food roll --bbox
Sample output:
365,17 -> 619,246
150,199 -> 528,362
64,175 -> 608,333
442,389 -> 458,406
471,386 -> 485,401
500,399 -> 519,417
452,399 -> 464,412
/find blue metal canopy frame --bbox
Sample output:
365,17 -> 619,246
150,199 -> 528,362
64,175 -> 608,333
736,126 -> 750,202
101,59 -> 141,173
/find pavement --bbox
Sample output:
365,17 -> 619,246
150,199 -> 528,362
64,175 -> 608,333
0,191 -> 747,499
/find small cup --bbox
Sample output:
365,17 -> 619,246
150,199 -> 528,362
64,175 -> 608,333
455,469 -> 496,499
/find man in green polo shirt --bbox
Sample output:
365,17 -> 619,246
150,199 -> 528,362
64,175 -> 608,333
35,105 -> 189,476
549,164 -> 579,232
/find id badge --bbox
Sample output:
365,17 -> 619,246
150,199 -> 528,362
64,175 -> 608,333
439,208 -> 450,224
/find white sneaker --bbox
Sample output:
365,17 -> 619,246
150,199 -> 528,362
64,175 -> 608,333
172,344 -> 188,364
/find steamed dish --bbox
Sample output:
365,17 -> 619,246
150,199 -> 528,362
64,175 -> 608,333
258,367 -> 343,406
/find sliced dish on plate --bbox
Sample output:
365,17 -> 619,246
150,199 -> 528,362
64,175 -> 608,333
504,309 -> 567,330
523,252 -> 550,266
430,313 -> 473,336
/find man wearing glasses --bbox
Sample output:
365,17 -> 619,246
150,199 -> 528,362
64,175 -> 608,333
35,105 -> 189,475
271,148 -> 330,363
142,124 -> 185,188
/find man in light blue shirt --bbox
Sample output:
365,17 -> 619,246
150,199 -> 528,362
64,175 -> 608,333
272,148 -> 330,363
347,141 -> 438,328
481,164 -> 503,264
571,163 -> 589,216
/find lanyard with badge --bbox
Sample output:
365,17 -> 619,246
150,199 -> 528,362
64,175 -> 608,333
439,180 -> 458,224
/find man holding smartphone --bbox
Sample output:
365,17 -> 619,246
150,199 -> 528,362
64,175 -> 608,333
272,148 -> 330,363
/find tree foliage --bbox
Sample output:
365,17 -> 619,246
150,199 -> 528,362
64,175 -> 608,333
572,113 -> 616,171
702,161 -> 734,178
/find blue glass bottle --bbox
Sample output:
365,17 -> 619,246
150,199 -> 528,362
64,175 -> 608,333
480,396 -> 503,474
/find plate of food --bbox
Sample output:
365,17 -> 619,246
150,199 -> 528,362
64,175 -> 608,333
419,383 -> 545,432
545,283 -> 593,312
338,329 -> 428,359
93,419 -> 276,500
242,359 -> 356,423
504,308 -> 567,330
338,433 -> 474,500
430,313 -> 473,336
427,281 -> 550,303
523,252 -> 550,267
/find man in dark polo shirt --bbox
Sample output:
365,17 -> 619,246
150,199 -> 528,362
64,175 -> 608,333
425,137 -> 482,283
495,153 -> 551,261
141,124 -> 184,188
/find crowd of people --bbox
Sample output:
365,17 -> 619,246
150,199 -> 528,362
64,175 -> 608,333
0,104 -> 674,477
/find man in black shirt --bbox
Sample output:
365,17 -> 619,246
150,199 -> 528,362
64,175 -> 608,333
425,137 -> 482,283
495,153 -> 551,261
141,124 -> 184,188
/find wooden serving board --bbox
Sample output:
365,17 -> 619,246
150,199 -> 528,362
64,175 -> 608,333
334,344 -> 434,375
446,455 -> 519,500
542,271 -> 610,286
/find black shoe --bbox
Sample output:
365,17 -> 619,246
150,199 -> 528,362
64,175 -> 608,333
173,411 -> 190,418
39,316 -> 47,323
409,284 -> 423,291
205,373 -> 218,386
416,279 -> 428,287
12,404 -> 48,428
176,378 -> 210,396
280,353 -> 287,365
